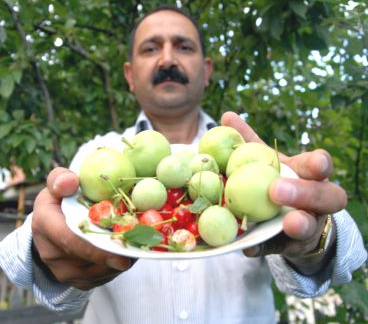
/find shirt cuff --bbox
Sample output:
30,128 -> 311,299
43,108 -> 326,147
267,209 -> 367,297
0,213 -> 90,313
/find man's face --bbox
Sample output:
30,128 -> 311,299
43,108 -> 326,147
124,10 -> 212,114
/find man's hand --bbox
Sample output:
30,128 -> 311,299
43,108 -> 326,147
221,111 -> 347,275
32,167 -> 135,290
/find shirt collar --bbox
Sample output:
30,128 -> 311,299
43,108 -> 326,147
134,110 -> 217,144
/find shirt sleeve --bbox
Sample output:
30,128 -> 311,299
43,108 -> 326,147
0,214 -> 91,314
266,209 -> 367,297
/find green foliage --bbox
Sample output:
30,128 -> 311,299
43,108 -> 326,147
1,0 -> 367,321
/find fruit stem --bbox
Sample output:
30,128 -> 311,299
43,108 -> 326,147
117,188 -> 136,213
77,195 -> 92,209
100,174 -> 137,213
240,215 -> 248,231
121,137 -> 134,149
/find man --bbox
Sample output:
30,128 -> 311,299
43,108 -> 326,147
0,5 -> 366,324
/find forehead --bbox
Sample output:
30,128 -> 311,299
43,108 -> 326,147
134,10 -> 201,45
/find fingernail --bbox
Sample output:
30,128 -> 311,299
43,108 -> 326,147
298,216 -> 310,238
319,153 -> 330,176
273,179 -> 297,204
107,258 -> 131,271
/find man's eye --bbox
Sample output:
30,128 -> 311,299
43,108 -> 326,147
142,46 -> 157,54
179,45 -> 193,52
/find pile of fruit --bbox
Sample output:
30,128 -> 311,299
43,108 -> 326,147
77,126 -> 282,252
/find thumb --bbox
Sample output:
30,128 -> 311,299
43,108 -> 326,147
47,167 -> 79,199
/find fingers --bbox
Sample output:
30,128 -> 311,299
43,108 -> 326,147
32,168 -> 134,289
244,210 -> 327,258
221,111 -> 265,144
283,149 -> 333,180
269,178 -> 347,215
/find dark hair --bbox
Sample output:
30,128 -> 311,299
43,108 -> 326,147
128,4 -> 206,60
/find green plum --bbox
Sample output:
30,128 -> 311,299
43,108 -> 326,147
188,170 -> 222,204
156,154 -> 192,189
131,178 -> 167,211
225,161 -> 281,223
198,205 -> 238,247
123,130 -> 171,177
189,153 -> 219,174
226,142 -> 279,177
199,126 -> 244,174
79,147 -> 136,202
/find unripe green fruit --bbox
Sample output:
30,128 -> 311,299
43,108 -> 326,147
198,205 -> 238,247
189,153 -> 219,174
123,130 -> 171,177
79,147 -> 136,202
131,178 -> 167,212
225,162 -> 281,222
226,142 -> 279,177
188,171 -> 222,204
199,126 -> 245,173
156,155 -> 192,189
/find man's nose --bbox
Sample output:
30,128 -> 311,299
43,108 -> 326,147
158,45 -> 177,68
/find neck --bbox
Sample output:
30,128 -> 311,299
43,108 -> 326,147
143,108 -> 200,144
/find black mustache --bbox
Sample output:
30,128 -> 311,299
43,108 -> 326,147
152,67 -> 189,85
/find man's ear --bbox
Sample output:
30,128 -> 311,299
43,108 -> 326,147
123,62 -> 135,92
204,58 -> 213,87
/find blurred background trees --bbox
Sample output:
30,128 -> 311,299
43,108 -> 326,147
0,0 -> 367,322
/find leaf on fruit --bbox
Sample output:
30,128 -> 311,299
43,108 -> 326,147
123,225 -> 163,247
189,197 -> 212,214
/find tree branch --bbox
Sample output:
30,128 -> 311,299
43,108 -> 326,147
7,2 -> 62,165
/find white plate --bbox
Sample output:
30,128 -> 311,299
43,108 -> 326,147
62,163 -> 298,260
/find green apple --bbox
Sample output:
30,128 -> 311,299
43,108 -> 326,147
79,147 -> 136,202
198,205 -> 238,247
156,154 -> 192,189
189,153 -> 219,174
225,161 -> 281,223
199,126 -> 244,174
188,170 -> 222,204
131,178 -> 167,211
226,142 -> 279,177
123,130 -> 171,177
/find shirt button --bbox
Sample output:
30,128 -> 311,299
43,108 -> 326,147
179,310 -> 188,319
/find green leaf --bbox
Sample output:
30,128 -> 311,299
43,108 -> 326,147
0,75 -> 14,98
123,225 -> 162,247
25,137 -> 37,154
289,1 -> 308,19
12,71 -> 22,84
0,123 -> 13,139
339,281 -> 368,317
189,197 -> 212,214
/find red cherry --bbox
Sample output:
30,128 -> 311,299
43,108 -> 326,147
139,209 -> 164,231
186,221 -> 199,238
161,223 -> 174,236
180,199 -> 192,206
167,188 -> 185,207
171,206 -> 192,230
115,199 -> 128,215
159,202 -> 173,220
